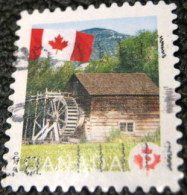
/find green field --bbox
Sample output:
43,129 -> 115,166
20,138 -> 160,172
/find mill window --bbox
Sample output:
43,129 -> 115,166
120,122 -> 134,132
127,123 -> 134,132
120,123 -> 126,131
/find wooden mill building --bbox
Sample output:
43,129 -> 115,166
66,73 -> 160,142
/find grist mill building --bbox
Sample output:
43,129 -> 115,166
66,73 -> 160,142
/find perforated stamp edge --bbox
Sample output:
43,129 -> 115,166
2,1 -> 183,192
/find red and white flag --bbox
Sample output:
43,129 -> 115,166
29,29 -> 94,62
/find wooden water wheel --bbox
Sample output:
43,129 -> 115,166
23,90 -> 83,144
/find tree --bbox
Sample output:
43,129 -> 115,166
117,30 -> 159,85
27,58 -> 52,94
27,59 -> 75,95
85,56 -> 119,73
52,61 -> 75,90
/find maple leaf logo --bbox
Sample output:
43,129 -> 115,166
133,144 -> 161,172
48,34 -> 68,54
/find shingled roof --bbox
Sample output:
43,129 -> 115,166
74,73 -> 159,96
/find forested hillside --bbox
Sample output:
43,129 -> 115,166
81,28 -> 130,59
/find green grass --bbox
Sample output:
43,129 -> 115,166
20,138 -> 160,172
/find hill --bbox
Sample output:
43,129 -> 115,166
81,28 -> 131,60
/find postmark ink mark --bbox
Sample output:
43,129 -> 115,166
99,144 -> 103,172
24,156 -> 40,176
164,141 -> 172,171
164,87 -> 177,114
121,143 -> 126,172
12,152 -> 20,165
77,145 -> 80,173
159,36 -> 166,58
7,152 -> 20,177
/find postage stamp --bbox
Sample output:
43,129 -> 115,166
2,2 -> 182,192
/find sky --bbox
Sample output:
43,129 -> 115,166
33,16 -> 157,36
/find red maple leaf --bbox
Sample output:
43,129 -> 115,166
133,144 -> 161,171
48,34 -> 68,54
147,154 -> 161,170
134,154 -> 143,169
142,146 -> 152,154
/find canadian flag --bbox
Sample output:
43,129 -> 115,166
29,29 -> 94,62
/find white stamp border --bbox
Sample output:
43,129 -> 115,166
3,1 -> 183,192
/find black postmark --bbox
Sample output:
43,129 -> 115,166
24,156 -> 40,176
164,86 -> 176,114
99,144 -> 103,172
164,141 -> 172,171
159,35 -> 166,58
76,145 -> 80,173
7,152 -> 20,177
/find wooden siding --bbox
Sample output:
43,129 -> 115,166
91,96 -> 159,113
85,96 -> 160,142
85,111 -> 160,142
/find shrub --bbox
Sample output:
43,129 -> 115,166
80,136 -> 87,143
105,127 -> 160,145
140,128 -> 160,144
106,129 -> 125,143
